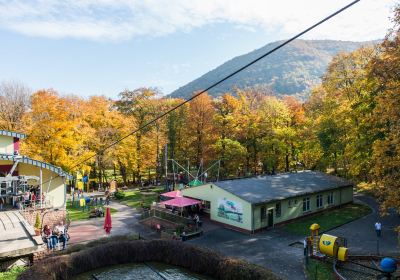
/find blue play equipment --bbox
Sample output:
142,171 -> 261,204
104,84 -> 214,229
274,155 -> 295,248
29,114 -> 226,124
380,257 -> 397,274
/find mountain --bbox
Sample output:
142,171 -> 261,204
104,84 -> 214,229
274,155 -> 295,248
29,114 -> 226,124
168,40 -> 374,100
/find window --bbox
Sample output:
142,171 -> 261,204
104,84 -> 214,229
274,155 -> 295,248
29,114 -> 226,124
202,200 -> 211,213
327,192 -> 334,205
288,199 -> 292,208
303,197 -> 310,212
276,202 -> 281,217
260,206 -> 267,221
316,194 -> 323,208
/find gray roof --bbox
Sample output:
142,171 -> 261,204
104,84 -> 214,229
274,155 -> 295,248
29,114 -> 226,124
0,154 -> 72,180
213,171 -> 353,204
0,130 -> 26,139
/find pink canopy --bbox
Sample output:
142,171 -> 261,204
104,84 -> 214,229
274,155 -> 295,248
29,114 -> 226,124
104,207 -> 112,234
159,197 -> 201,208
161,190 -> 183,198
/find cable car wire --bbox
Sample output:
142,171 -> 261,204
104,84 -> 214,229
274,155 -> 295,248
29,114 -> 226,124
42,0 -> 361,184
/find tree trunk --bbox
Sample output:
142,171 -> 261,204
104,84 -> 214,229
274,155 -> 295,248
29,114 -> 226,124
136,134 -> 142,185
119,161 -> 127,185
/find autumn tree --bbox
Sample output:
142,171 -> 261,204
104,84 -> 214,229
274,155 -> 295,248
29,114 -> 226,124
369,4 -> 400,214
82,96 -> 126,186
185,93 -> 216,170
213,94 -> 243,177
22,90 -> 88,171
258,95 -> 290,174
0,81 -> 31,131
116,88 -> 158,183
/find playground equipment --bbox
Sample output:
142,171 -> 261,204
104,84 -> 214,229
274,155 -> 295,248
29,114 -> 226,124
166,158 -> 221,190
308,223 -> 348,261
307,223 -> 398,280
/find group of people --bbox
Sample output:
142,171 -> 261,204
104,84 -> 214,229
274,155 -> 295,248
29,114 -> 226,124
42,221 -> 69,250
90,206 -> 104,218
0,188 -> 44,210
72,190 -> 110,208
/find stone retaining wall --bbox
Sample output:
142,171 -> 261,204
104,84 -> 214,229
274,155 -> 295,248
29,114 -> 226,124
21,208 -> 67,229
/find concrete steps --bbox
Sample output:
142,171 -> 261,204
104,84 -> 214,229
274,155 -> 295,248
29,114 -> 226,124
0,210 -> 44,259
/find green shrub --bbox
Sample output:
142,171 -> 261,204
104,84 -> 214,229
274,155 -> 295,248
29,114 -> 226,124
175,225 -> 184,235
0,266 -> 26,280
18,240 -> 281,280
114,191 -> 125,200
34,213 -> 41,229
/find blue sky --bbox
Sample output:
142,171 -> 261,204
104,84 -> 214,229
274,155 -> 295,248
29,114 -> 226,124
0,0 -> 397,98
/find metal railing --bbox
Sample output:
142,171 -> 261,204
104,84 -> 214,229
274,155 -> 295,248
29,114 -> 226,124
19,198 -> 53,212
140,208 -> 191,225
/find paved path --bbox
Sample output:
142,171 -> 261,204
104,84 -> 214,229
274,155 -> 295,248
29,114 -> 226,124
68,201 -> 159,244
187,195 -> 400,280
188,226 -> 305,280
328,195 -> 399,256
67,194 -> 399,279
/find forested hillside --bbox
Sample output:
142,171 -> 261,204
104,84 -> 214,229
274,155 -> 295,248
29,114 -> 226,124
169,40 -> 373,100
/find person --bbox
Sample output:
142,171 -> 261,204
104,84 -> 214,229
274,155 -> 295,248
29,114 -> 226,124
23,191 -> 30,208
375,221 -> 382,237
0,197 -> 4,211
43,225 -> 54,249
54,221 -> 67,250
194,214 -> 200,228
105,194 -> 110,206
303,238 -> 308,256
31,191 -> 36,208
97,207 -> 104,217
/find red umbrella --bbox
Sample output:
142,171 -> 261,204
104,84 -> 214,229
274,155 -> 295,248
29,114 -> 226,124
104,207 -> 112,234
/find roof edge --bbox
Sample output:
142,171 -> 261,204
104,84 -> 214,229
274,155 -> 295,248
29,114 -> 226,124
252,184 -> 353,206
0,154 -> 72,180
0,130 -> 27,139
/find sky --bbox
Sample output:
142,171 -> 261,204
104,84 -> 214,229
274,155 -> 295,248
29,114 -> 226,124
0,0 -> 397,99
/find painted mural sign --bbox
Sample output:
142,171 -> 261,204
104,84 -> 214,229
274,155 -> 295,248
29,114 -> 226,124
217,198 -> 243,223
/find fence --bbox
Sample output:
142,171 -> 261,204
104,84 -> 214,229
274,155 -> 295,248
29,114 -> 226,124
19,197 -> 53,212
140,208 -> 191,226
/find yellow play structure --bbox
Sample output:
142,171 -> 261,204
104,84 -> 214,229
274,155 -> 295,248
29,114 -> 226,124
308,223 -> 348,261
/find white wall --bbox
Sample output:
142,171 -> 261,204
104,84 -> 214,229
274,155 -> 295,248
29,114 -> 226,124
0,135 -> 14,154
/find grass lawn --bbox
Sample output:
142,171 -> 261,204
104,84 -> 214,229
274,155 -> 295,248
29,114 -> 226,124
66,201 -> 118,222
283,203 -> 372,236
0,266 -> 26,280
305,258 -> 336,280
117,186 -> 165,209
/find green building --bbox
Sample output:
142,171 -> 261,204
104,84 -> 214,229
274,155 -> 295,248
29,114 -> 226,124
182,171 -> 353,233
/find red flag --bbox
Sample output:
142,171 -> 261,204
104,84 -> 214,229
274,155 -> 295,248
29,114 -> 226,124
104,207 -> 112,234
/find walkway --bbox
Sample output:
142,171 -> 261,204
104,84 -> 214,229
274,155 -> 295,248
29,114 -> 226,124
327,195 -> 400,256
188,227 -> 305,280
68,201 -> 159,244
0,210 -> 43,259
188,195 -> 400,280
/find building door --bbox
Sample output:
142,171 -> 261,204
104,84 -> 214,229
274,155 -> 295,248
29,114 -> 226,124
267,209 -> 274,227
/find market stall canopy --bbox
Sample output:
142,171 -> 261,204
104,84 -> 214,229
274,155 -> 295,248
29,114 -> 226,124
159,197 -> 201,208
161,190 -> 183,198
188,179 -> 203,187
